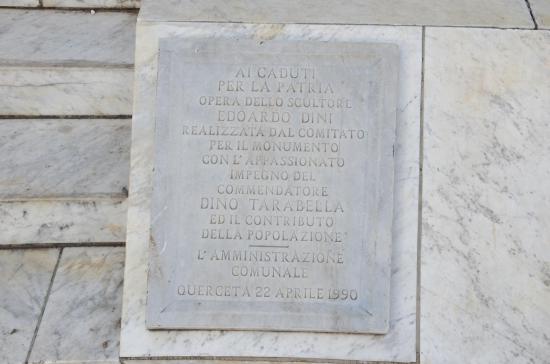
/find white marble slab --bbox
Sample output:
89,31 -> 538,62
530,0 -> 550,28
0,9 -> 136,66
0,67 -> 133,116
0,198 -> 127,245
147,38 -> 398,334
0,0 -> 38,6
29,247 -> 125,364
121,22 -> 421,362
422,27 -> 550,364
0,249 -> 59,364
139,0 -> 533,28
0,118 -> 130,198
43,0 -> 139,7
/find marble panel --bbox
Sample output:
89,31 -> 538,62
43,0 -> 140,7
421,27 -> 550,364
139,0 -> 533,28
0,9 -> 136,66
121,23 -> 421,362
0,198 -> 127,245
0,0 -> 38,6
530,0 -> 550,28
0,67 -> 133,116
29,247 -> 125,363
0,118 -> 130,198
0,249 -> 59,364
147,39 -> 398,333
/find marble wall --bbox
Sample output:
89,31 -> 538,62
0,0 -> 549,363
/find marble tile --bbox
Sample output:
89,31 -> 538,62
43,0 -> 140,7
0,118 -> 130,198
0,9 -> 136,66
422,28 -> 550,364
530,0 -> 550,28
0,0 -> 38,6
0,198 -> 126,245
121,23 -> 421,362
0,249 -> 59,364
0,67 -> 133,116
29,247 -> 125,364
140,0 -> 533,28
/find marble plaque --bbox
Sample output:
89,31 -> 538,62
147,39 -> 399,334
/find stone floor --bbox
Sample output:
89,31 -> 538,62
0,1 -> 549,364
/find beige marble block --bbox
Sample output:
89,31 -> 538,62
422,27 -> 550,364
0,198 -> 127,245
0,249 -> 59,364
28,247 -> 125,364
0,118 -> 130,198
0,67 -> 133,116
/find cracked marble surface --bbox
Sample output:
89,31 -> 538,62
0,249 -> 59,364
529,0 -> 550,28
421,27 -> 550,364
28,247 -> 125,364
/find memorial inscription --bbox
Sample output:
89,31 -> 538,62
147,39 -> 399,333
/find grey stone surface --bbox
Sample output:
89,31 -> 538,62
0,119 -> 130,198
0,198 -> 127,245
139,0 -> 533,28
0,9 -> 136,66
29,247 -> 125,364
0,0 -> 38,6
43,0 -> 139,7
0,67 -> 133,116
0,249 -> 59,364
147,39 -> 398,334
530,0 -> 550,28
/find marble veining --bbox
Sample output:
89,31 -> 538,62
0,67 -> 133,116
0,9 -> 136,66
121,22 -> 421,362
421,28 -> 550,364
140,0 -> 533,28
0,199 -> 127,245
0,119 -> 130,199
0,249 -> 59,364
29,247 -> 125,364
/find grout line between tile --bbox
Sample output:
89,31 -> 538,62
416,26 -> 426,364
0,242 -> 125,250
0,5 -> 139,12
24,247 -> 63,364
524,0 -> 539,29
0,115 -> 132,120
